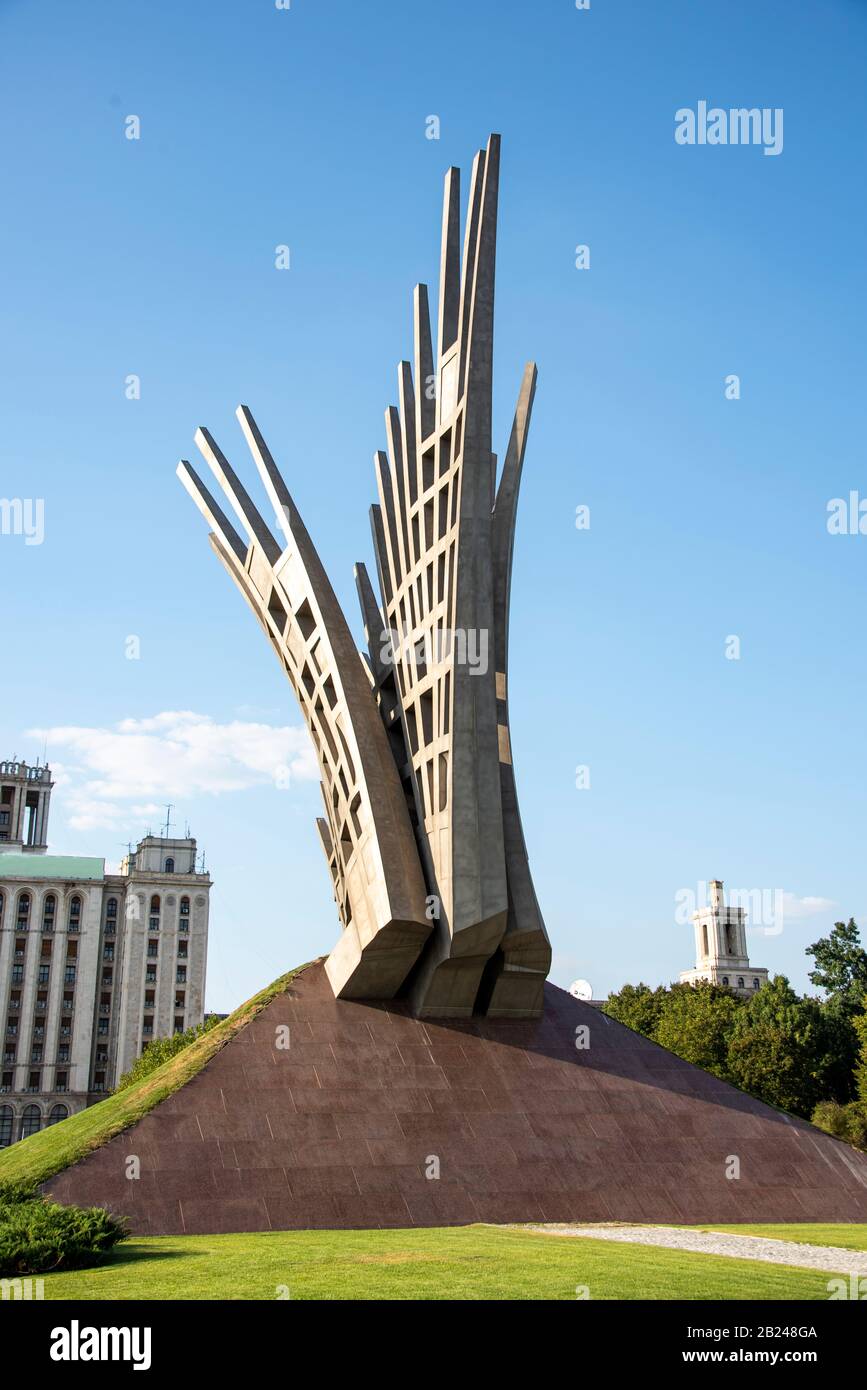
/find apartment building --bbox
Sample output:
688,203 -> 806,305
0,760 -> 211,1146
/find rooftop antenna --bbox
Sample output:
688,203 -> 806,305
162,804 -> 174,840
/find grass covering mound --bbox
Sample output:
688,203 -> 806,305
0,962 -> 314,1191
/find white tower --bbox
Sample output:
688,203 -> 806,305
680,879 -> 768,997
0,761 -> 53,853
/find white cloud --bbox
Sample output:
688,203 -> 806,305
28,711 -> 319,832
779,892 -> 838,922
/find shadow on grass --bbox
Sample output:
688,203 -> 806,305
96,1241 -> 192,1270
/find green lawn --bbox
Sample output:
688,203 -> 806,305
32,1224 -> 847,1301
691,1224 -> 867,1252
0,964 -> 313,1190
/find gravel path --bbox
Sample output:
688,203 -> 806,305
525,1224 -> 867,1275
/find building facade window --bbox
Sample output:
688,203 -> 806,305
16,892 -> 31,929
21,1103 -> 41,1134
42,893 -> 56,930
0,1104 -> 13,1146
68,895 -> 82,931
165,858 -> 174,873
48,1104 -> 68,1125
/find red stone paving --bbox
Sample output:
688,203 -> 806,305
45,962 -> 867,1233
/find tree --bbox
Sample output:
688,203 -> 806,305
806,919 -> 867,1015
114,1015 -> 220,1093
602,983 -> 668,1039
726,975 -> 845,1117
812,993 -> 867,1148
854,997 -> 867,1103
653,982 -> 741,1081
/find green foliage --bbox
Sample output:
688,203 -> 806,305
653,982 -> 741,1080
726,975 -> 846,1116
854,999 -> 867,1104
605,964 -> 864,1123
0,1185 -> 126,1276
114,1014 -> 221,1093
806,918 -> 867,1015
811,1100 -> 867,1150
601,982 -> 668,1038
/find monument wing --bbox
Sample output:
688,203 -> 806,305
178,134 -> 550,1017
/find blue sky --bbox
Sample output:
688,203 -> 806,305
1,0 -> 865,1010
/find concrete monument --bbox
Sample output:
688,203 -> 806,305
178,135 -> 551,1018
